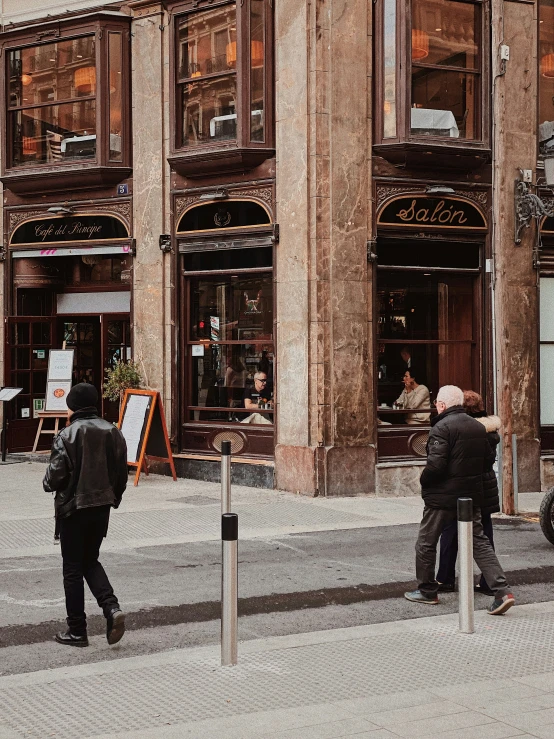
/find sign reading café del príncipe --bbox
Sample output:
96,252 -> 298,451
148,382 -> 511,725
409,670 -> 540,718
377,195 -> 487,231
10,214 -> 130,246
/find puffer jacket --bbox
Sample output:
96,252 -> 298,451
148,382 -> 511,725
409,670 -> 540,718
43,408 -> 128,519
473,413 -> 501,515
420,405 -> 495,510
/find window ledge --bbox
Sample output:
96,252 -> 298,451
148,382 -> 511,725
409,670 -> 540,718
373,141 -> 491,171
168,146 -> 275,178
1,164 -> 132,195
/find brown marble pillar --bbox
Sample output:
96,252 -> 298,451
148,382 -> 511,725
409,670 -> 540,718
129,2 -> 173,425
275,0 -> 374,495
492,0 -> 540,505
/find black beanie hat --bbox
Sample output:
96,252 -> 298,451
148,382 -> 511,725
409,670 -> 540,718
66,382 -> 98,411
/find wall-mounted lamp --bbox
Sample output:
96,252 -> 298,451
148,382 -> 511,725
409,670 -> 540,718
198,189 -> 229,201
159,234 -> 172,253
47,206 -> 74,215
425,185 -> 455,195
514,156 -> 554,246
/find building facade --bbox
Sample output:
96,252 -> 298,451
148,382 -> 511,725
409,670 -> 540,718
0,0 -> 551,506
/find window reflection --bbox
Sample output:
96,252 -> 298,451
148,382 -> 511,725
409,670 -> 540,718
383,0 -> 397,138
9,37 -> 98,166
411,0 -> 480,140
178,4 -> 238,146
539,0 -> 554,157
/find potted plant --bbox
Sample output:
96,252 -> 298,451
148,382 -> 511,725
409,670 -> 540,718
102,359 -> 143,411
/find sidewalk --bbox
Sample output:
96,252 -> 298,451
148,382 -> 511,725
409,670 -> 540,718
2,601 -> 554,738
0,462 -> 543,559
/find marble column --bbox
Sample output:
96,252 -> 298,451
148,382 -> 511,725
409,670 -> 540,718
275,0 -> 374,495
129,1 -> 173,427
492,0 -> 539,504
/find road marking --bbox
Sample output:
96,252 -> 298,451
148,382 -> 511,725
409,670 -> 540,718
0,592 -> 64,608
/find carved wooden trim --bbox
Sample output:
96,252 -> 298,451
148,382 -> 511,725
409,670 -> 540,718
175,184 -> 274,221
375,185 -> 488,213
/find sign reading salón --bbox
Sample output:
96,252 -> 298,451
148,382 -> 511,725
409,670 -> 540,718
377,195 -> 487,231
10,214 -> 130,246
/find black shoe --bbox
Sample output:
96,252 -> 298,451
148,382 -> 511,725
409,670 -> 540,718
55,630 -> 89,647
437,582 -> 456,593
474,583 -> 495,597
106,608 -> 126,645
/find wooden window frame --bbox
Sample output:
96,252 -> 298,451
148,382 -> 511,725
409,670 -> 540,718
0,12 -> 132,195
168,0 -> 275,177
373,0 -> 491,168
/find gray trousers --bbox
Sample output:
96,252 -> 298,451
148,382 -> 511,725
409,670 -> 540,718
415,506 -> 510,598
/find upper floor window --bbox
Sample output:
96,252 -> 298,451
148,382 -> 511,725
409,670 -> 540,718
171,0 -> 274,176
539,0 -> 554,158
2,14 -> 130,187
377,0 -> 487,154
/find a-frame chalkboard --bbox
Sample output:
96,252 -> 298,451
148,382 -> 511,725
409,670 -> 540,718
118,389 -> 177,486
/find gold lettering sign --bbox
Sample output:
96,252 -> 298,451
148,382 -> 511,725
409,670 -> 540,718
377,195 -> 487,231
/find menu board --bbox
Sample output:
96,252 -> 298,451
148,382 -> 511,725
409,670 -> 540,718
48,350 -> 74,381
120,393 -> 151,464
0,387 -> 22,402
45,381 -> 72,413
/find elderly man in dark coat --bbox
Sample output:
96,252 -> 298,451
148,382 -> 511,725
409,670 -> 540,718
404,385 -> 515,615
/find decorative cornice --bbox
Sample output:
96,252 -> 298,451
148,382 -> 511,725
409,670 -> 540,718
7,201 -> 132,238
175,184 -> 274,222
375,184 -> 488,212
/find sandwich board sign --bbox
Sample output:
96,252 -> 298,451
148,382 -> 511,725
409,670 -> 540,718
118,389 -> 177,486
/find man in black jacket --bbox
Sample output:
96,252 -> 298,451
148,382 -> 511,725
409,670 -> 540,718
404,385 -> 515,615
43,382 -> 128,647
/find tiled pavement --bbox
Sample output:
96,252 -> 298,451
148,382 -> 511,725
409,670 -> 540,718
3,602 -> 554,738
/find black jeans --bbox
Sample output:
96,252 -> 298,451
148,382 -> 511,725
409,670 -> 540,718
436,511 -> 495,589
415,506 -> 510,599
59,506 -> 119,636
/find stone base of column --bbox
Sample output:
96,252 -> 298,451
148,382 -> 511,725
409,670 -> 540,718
275,444 -> 375,496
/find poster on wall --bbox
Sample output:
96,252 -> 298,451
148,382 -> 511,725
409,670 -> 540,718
45,381 -> 72,412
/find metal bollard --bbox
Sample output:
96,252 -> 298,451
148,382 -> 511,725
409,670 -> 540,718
221,512 -> 238,666
457,498 -> 474,634
512,433 -> 519,515
221,440 -> 231,515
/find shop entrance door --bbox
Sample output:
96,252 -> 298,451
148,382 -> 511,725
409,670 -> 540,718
58,315 -> 102,394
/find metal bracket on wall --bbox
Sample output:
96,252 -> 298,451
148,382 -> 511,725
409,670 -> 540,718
367,239 -> 378,263
272,223 -> 279,245
514,179 -> 554,246
0,249 -> 6,262
159,234 -> 172,254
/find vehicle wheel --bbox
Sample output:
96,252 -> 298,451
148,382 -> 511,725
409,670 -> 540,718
540,487 -> 554,545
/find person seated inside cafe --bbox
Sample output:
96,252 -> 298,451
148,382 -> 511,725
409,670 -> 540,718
395,368 -> 431,425
241,372 -> 273,424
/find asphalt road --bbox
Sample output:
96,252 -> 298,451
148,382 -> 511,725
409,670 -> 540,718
2,517 -> 554,677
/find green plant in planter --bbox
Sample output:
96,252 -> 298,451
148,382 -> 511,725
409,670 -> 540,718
103,360 -> 143,404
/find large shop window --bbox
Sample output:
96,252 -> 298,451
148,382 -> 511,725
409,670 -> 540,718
376,0 -> 487,154
171,0 -> 274,175
2,15 -> 130,190
539,0 -> 554,158
376,240 -> 481,435
187,274 -> 274,424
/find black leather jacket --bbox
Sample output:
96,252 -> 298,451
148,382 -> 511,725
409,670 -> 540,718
43,407 -> 128,519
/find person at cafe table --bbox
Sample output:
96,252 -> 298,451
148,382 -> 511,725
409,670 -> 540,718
395,368 -> 431,425
241,372 -> 273,425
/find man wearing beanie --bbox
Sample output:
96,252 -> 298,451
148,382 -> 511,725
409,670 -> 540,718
43,382 -> 128,647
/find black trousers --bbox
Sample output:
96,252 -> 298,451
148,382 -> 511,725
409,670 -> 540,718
436,511 -> 495,589
59,506 -> 119,636
415,506 -> 510,599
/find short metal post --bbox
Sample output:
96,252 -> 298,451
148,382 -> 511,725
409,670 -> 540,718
221,440 -> 231,515
1,404 -> 7,463
458,498 -> 474,634
221,512 -> 238,666
512,433 -> 519,515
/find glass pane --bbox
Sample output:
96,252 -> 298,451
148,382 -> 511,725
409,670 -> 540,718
15,373 -> 31,395
383,0 -> 397,137
411,0 -> 478,69
539,0 -> 554,157
411,68 -> 478,139
181,76 -> 237,146
250,0 -> 265,142
378,240 -> 480,269
190,275 -> 273,342
178,4 -> 236,78
32,348 -> 49,370
11,100 -> 97,167
189,343 -> 274,423
108,321 -> 123,344
11,323 -> 29,345
378,273 -> 474,341
542,345 -> 554,424
11,348 -> 30,370
8,36 -> 96,108
63,322 -> 77,344
541,278 -> 554,341
377,342 -> 474,418
108,33 -> 123,161
34,371 -> 47,395
32,322 -> 51,345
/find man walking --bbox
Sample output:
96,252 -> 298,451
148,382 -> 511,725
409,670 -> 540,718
43,382 -> 128,647
405,385 -> 515,615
